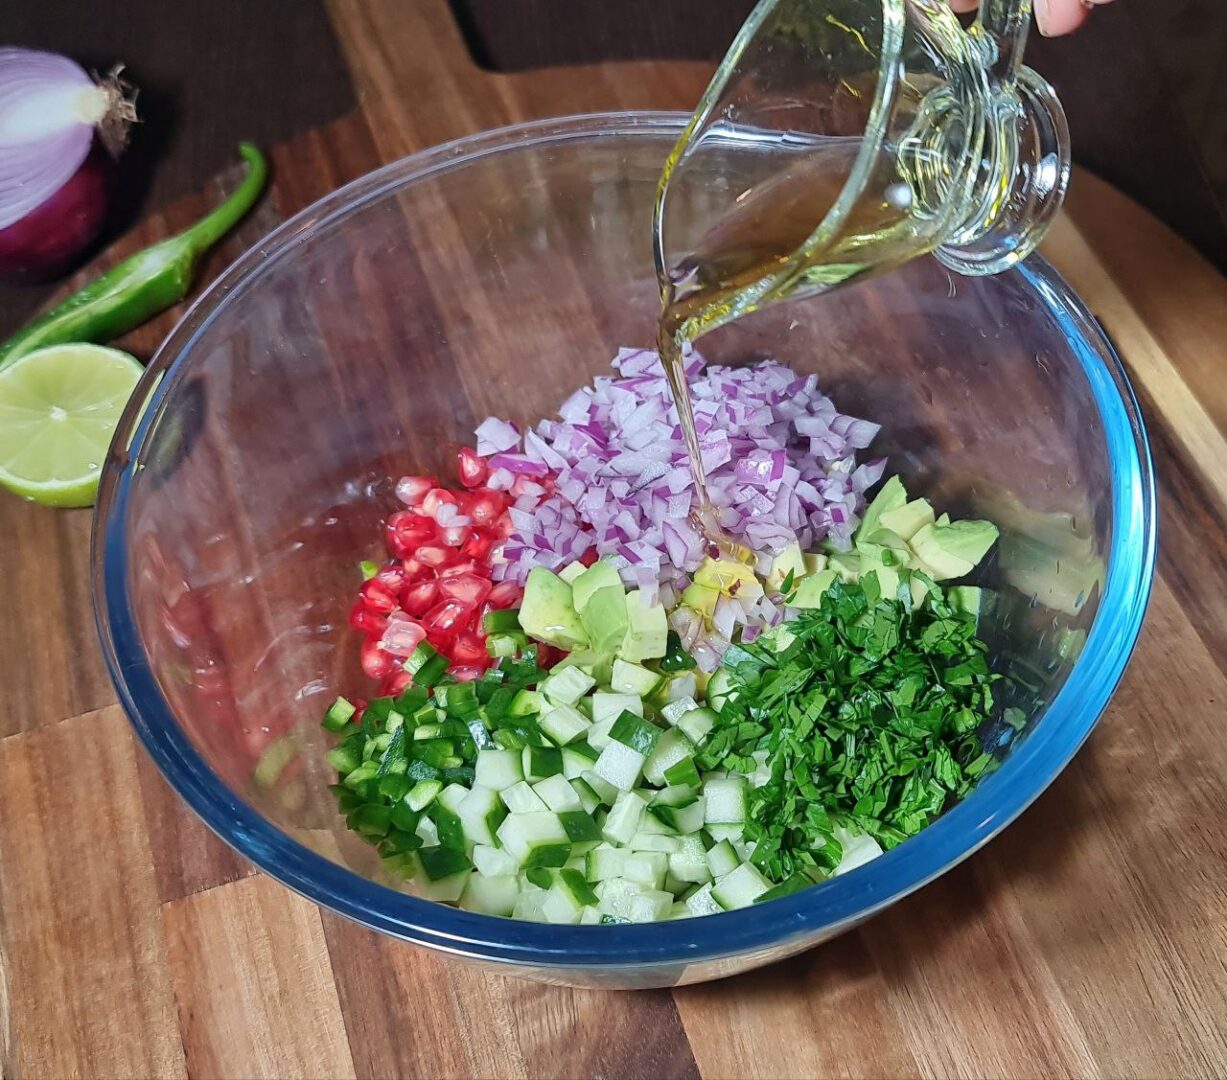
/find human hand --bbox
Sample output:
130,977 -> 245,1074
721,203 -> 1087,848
949,0 -> 1116,36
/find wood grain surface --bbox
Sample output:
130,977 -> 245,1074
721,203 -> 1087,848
1,1 -> 1225,1077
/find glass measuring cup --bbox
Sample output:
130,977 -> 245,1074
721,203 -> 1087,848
654,0 -> 1070,336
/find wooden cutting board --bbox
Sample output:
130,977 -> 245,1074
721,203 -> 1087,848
0,2 -> 1223,1076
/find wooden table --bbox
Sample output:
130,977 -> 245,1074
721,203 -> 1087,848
1,2 -> 1225,1076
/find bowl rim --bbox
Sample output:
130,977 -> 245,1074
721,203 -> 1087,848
92,111 -> 1156,971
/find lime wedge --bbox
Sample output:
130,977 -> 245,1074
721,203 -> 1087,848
0,343 -> 144,508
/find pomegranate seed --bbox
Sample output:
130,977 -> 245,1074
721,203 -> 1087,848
400,580 -> 439,617
462,532 -> 493,560
440,524 -> 470,547
465,489 -> 504,527
349,602 -> 389,637
378,668 -> 414,696
488,581 -> 522,609
386,511 -> 437,558
395,475 -> 437,506
374,564 -> 408,593
496,515 -> 515,539
439,572 -> 492,609
450,665 -> 484,682
451,630 -> 488,666
380,612 -> 427,657
400,557 -> 429,583
417,545 -> 455,569
456,446 -> 489,488
358,578 -> 398,614
438,559 -> 480,578
361,637 -> 395,680
423,488 -> 458,519
424,599 -> 472,634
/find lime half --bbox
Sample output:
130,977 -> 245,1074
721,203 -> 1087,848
0,343 -> 144,508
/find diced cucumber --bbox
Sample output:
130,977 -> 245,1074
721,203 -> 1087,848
415,815 -> 439,847
833,828 -> 884,876
539,704 -> 590,746
668,901 -> 692,920
628,832 -> 682,853
542,883 -> 584,924
703,777 -> 747,824
532,773 -> 583,813
559,867 -> 599,906
509,689 -> 544,717
677,707 -> 718,746
706,839 -> 741,879
595,876 -> 641,919
496,812 -> 572,868
472,844 -> 519,877
523,867 -> 556,891
705,823 -> 744,843
570,777 -> 601,814
581,769 -> 619,805
660,696 -> 699,726
557,810 -> 602,854
652,783 -> 698,807
659,672 -> 698,704
460,873 -> 519,916
415,868 -> 470,903
591,693 -> 643,727
586,846 -> 628,882
579,906 -> 603,925
705,668 -> 737,712
663,755 -> 701,788
601,790 -> 647,845
512,888 -> 550,922
711,862 -> 772,909
635,810 -> 678,836
457,785 -> 507,847
522,745 -> 564,781
474,749 -> 524,791
560,743 -> 598,779
541,667 -> 596,707
501,780 -> 547,814
407,778 -> 443,811
669,836 -> 712,885
610,659 -> 663,697
624,889 -> 674,923
593,739 -> 646,792
418,845 -> 472,881
685,882 -> 722,917
642,728 -> 695,787
650,797 -> 706,834
623,850 -> 668,889
608,711 -> 661,755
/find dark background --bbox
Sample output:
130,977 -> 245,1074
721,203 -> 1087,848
4,0 -> 1226,336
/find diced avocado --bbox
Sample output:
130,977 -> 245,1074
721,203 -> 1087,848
802,552 -> 827,575
571,559 -> 623,613
948,585 -> 983,617
619,591 -> 668,662
520,568 -> 589,650
790,569 -> 836,609
936,513 -> 952,527
827,551 -> 861,584
879,497 -> 935,541
693,557 -> 763,600
909,574 -> 933,609
855,475 -> 907,545
856,527 -> 910,566
579,584 -> 629,655
860,563 -> 900,601
909,519 -> 999,581
681,581 -> 720,619
766,541 -> 806,593
558,561 -> 587,584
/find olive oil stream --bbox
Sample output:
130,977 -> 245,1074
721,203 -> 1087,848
654,144 -> 933,552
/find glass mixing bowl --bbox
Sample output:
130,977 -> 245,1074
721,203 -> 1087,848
92,113 -> 1155,989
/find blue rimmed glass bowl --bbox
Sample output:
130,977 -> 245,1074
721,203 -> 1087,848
92,113 -> 1154,988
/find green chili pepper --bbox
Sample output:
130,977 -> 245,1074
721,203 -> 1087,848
0,142 -> 269,369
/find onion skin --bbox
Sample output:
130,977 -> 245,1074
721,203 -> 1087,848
0,141 -> 112,284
